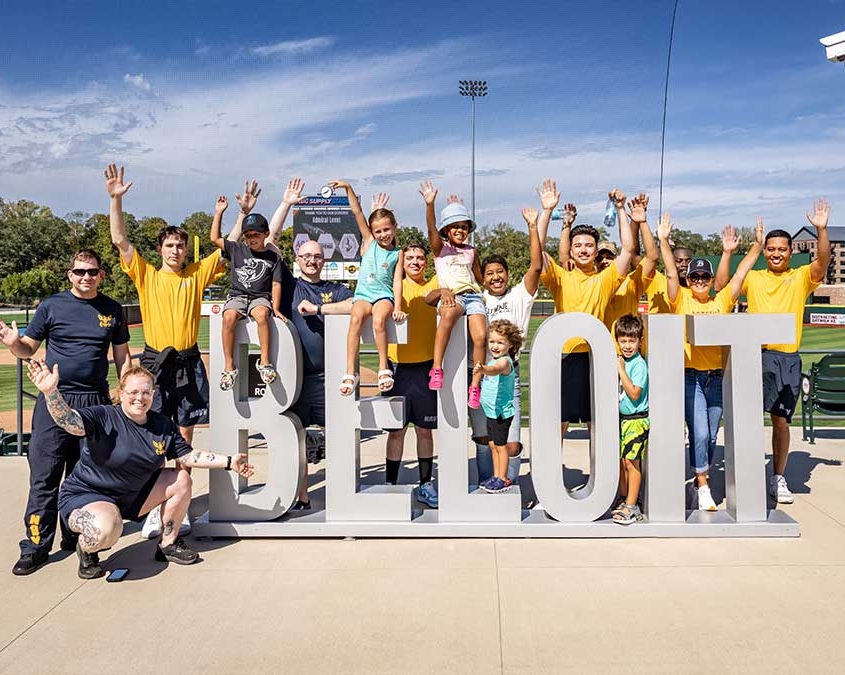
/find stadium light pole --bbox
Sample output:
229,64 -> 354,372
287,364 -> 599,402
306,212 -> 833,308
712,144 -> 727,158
459,80 -> 488,240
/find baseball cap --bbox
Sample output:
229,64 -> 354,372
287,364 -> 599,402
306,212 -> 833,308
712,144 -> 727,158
597,241 -> 618,256
688,258 -> 714,277
438,202 -> 476,236
242,213 -> 269,234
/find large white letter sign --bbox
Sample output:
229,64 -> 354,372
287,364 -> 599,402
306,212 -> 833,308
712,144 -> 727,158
528,312 -> 620,522
206,315 -> 305,521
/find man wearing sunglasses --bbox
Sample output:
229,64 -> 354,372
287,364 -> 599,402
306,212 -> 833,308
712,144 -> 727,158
1,249 -> 131,575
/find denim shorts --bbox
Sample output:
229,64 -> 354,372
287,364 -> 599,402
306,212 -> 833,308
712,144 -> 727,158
455,291 -> 486,316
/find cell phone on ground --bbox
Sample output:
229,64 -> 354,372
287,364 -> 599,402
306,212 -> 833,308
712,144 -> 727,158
106,568 -> 130,582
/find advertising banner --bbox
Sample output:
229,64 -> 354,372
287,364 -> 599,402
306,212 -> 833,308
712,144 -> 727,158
293,195 -> 361,281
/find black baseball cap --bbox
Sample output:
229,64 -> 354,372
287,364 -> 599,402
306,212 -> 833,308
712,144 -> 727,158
242,213 -> 269,234
688,258 -> 714,277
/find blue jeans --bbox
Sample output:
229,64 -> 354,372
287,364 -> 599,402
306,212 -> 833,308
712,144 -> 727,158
684,369 -> 723,474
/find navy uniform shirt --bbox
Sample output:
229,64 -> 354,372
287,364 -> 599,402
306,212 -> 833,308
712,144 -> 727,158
25,291 -> 130,395
281,267 -> 352,375
61,405 -> 192,501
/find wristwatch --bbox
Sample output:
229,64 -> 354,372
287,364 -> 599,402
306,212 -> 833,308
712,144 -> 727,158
225,455 -> 232,471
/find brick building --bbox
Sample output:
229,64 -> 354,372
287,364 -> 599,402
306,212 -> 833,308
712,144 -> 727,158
792,225 -> 845,285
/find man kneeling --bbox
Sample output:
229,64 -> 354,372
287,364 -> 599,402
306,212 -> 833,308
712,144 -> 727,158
26,361 -> 253,579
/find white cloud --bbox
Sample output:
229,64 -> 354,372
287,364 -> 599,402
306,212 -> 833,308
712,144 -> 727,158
123,73 -> 151,91
250,36 -> 335,56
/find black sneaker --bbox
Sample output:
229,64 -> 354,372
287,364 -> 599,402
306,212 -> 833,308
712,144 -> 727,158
12,551 -> 49,576
76,542 -> 104,580
291,499 -> 311,511
155,538 -> 199,565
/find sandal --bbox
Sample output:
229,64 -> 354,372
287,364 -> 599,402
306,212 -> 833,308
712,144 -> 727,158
219,369 -> 238,391
377,369 -> 394,392
255,360 -> 277,385
467,385 -> 482,409
339,373 -> 359,396
610,498 -> 627,517
428,367 -> 444,390
612,504 -> 644,525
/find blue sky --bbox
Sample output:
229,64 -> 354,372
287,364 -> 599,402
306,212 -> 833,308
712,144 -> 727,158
1,0 -> 843,238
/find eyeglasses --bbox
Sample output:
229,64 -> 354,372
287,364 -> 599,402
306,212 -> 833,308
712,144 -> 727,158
297,253 -> 324,262
688,274 -> 712,283
69,268 -> 101,277
121,389 -> 153,398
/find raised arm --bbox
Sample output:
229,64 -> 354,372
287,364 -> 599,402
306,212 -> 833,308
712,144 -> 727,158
26,360 -> 85,436
808,199 -> 832,283
267,177 -> 305,242
557,202 -> 576,269
0,320 -> 41,359
330,180 -> 371,253
522,207 -> 543,295
632,194 -> 658,278
535,179 -> 561,249
210,196 -> 228,250
729,218 -> 764,301
104,164 -> 135,265
227,179 -> 261,242
715,224 -> 739,292
419,181 -> 442,257
611,188 -> 635,275
657,212 -> 680,302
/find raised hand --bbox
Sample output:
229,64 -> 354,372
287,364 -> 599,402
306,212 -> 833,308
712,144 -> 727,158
235,179 -> 261,214
562,202 -> 577,227
282,177 -> 306,206
215,195 -> 228,214
26,359 -> 59,393
419,181 -> 438,204
657,211 -> 673,240
755,216 -> 765,246
0,320 -> 20,348
536,179 -> 560,211
807,198 -> 831,230
445,194 -> 464,205
371,192 -> 390,212
608,188 -> 626,210
104,164 -> 133,198
522,207 -> 539,228
722,225 -> 739,253
628,193 -> 649,223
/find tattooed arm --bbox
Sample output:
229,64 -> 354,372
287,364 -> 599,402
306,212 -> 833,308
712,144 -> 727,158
177,451 -> 254,477
26,360 -> 85,436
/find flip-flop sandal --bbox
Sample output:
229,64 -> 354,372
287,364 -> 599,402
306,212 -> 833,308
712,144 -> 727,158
219,369 -> 238,391
339,373 -> 359,396
377,369 -> 394,392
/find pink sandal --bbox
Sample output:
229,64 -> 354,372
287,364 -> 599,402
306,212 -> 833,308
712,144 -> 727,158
428,367 -> 444,390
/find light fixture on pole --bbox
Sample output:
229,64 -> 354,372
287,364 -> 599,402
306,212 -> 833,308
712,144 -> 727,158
459,79 -> 488,236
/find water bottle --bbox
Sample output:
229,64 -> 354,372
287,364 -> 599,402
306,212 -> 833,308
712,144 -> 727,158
551,209 -> 563,221
603,198 -> 617,228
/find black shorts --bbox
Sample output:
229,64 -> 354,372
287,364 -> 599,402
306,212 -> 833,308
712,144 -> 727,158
58,469 -> 162,526
762,350 -> 801,422
383,360 -> 438,430
560,352 -> 592,424
140,352 -> 209,428
290,372 -> 326,428
486,415 -> 514,446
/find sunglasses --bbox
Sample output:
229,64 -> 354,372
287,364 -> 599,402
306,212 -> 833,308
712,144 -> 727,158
688,274 -> 712,283
69,268 -> 101,277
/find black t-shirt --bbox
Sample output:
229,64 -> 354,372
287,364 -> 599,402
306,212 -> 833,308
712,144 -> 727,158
280,268 -> 352,375
24,291 -> 130,395
61,405 -> 192,501
223,240 -> 284,299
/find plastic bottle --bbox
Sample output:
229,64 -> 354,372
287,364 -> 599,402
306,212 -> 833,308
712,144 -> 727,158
603,198 -> 617,228
551,209 -> 563,221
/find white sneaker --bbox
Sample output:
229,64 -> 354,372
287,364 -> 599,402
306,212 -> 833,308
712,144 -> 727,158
141,509 -> 162,539
697,485 -> 717,511
179,512 -> 192,536
770,474 -> 794,504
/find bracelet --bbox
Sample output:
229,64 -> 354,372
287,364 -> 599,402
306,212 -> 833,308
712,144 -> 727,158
225,455 -> 232,471
317,304 -> 323,316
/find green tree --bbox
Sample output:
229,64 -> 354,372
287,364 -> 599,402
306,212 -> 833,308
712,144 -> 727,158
0,260 -> 66,301
0,200 -> 72,278
475,222 -> 531,282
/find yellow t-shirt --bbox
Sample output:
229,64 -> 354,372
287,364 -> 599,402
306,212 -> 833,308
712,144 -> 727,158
741,265 -> 820,352
643,270 -> 672,314
121,249 -> 222,351
604,264 -> 646,331
540,260 -> 624,353
670,286 -> 735,370
388,275 -> 439,364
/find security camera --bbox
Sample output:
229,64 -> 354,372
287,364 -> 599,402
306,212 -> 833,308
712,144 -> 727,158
820,30 -> 845,62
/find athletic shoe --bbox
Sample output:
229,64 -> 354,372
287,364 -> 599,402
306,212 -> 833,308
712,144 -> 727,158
291,499 -> 312,511
76,542 -> 104,580
467,385 -> 482,409
428,368 -> 444,390
12,550 -> 49,576
179,512 -> 192,536
770,474 -> 794,504
141,508 -> 162,539
155,538 -> 199,565
481,477 -> 507,493
417,481 -> 439,508
697,485 -> 717,511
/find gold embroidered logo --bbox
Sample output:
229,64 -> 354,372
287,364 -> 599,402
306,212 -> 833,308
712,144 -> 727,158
153,440 -> 166,455
98,314 -> 113,328
29,514 -> 41,545
320,292 -> 333,303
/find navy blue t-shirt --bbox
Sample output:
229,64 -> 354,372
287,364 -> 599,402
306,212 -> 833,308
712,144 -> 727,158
281,268 -> 352,375
25,291 -> 130,395
60,405 -> 192,501
223,240 -> 285,299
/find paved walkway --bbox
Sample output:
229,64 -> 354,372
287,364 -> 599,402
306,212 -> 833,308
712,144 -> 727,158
1,427 -> 844,674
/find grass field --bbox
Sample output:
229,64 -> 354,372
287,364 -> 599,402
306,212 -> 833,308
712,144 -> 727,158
1,317 -> 842,428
